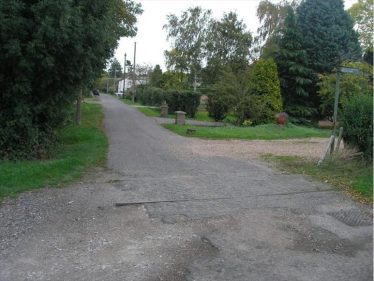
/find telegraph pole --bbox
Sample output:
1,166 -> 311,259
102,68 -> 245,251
123,53 -> 127,98
132,42 -> 136,103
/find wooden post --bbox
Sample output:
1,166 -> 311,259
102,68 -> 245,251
132,42 -> 137,103
75,89 -> 82,125
123,53 -> 127,99
317,135 -> 335,166
335,127 -> 344,152
330,72 -> 341,154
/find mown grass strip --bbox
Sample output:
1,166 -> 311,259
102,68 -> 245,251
119,97 -> 215,122
163,123 -> 330,140
0,102 -> 108,199
262,154 -> 373,203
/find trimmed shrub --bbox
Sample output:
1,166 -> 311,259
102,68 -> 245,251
340,95 -> 373,159
137,86 -> 165,106
166,90 -> 201,117
247,58 -> 283,123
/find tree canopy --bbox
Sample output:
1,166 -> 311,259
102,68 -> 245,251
108,58 -> 123,77
348,0 -> 373,53
0,0 -> 142,159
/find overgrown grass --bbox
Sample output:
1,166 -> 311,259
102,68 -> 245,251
263,154 -> 373,203
0,102 -> 108,199
164,123 -> 330,140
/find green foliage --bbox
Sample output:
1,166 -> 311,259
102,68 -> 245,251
254,0 -> 299,58
275,8 -> 315,118
164,7 -> 211,76
149,65 -> 163,87
137,86 -> 165,106
297,0 -> 361,74
166,90 -> 201,117
247,58 -> 283,123
207,59 -> 282,125
0,102 -> 108,199
161,71 -> 189,90
340,95 -> 373,159
203,12 -> 252,84
0,0 -> 142,159
348,0 -> 373,52
164,8 -> 252,87
108,58 -> 123,77
318,62 -> 373,116
206,91 -> 231,121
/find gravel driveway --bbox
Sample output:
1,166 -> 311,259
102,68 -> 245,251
0,94 -> 372,281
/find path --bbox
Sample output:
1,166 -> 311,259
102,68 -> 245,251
0,94 -> 372,281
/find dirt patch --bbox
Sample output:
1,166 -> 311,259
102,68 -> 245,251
187,137 -> 331,160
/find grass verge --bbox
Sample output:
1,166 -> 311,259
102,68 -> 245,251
119,98 -> 215,122
163,123 -> 330,140
263,154 -> 373,203
0,102 -> 108,200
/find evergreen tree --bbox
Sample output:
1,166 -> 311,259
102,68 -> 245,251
149,65 -> 163,87
292,0 -> 362,117
275,8 -> 314,118
108,58 -> 123,77
297,0 -> 361,74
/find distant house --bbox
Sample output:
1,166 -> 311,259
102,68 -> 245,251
117,78 -> 146,94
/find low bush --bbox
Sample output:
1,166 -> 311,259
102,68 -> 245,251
137,86 -> 165,106
166,90 -> 201,118
340,94 -> 373,159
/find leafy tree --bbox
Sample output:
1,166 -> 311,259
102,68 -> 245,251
318,61 -> 373,116
207,59 -> 282,125
164,7 -> 212,85
161,71 -> 189,90
253,0 -> 299,58
108,58 -> 123,77
275,8 -> 315,118
348,0 -> 373,53
0,0 -> 142,159
149,65 -> 163,87
203,12 -> 252,84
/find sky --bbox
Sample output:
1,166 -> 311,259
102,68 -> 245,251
114,0 -> 357,71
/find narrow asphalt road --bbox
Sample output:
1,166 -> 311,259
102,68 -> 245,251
0,94 -> 372,281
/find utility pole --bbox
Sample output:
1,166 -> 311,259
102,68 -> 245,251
113,68 -> 117,94
330,72 -> 340,153
123,53 -> 127,99
132,42 -> 137,103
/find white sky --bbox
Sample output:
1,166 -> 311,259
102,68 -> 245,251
114,0 -> 357,71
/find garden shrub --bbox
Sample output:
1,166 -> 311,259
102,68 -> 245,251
166,90 -> 201,117
340,94 -> 373,159
247,58 -> 283,123
137,86 -> 165,106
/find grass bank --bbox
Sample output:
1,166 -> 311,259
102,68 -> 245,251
119,98 -> 214,121
263,154 -> 373,203
0,101 -> 108,199
164,123 -> 330,140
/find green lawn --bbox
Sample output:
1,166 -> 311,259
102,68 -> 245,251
119,98 -> 215,122
164,123 -> 330,140
0,102 -> 108,199
263,154 -> 373,203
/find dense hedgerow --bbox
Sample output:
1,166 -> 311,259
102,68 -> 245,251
340,95 -> 373,160
0,0 -> 142,159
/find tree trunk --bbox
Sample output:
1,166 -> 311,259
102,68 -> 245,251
75,89 -> 82,125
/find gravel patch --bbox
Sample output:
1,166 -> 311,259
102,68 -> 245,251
186,137 -> 331,160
